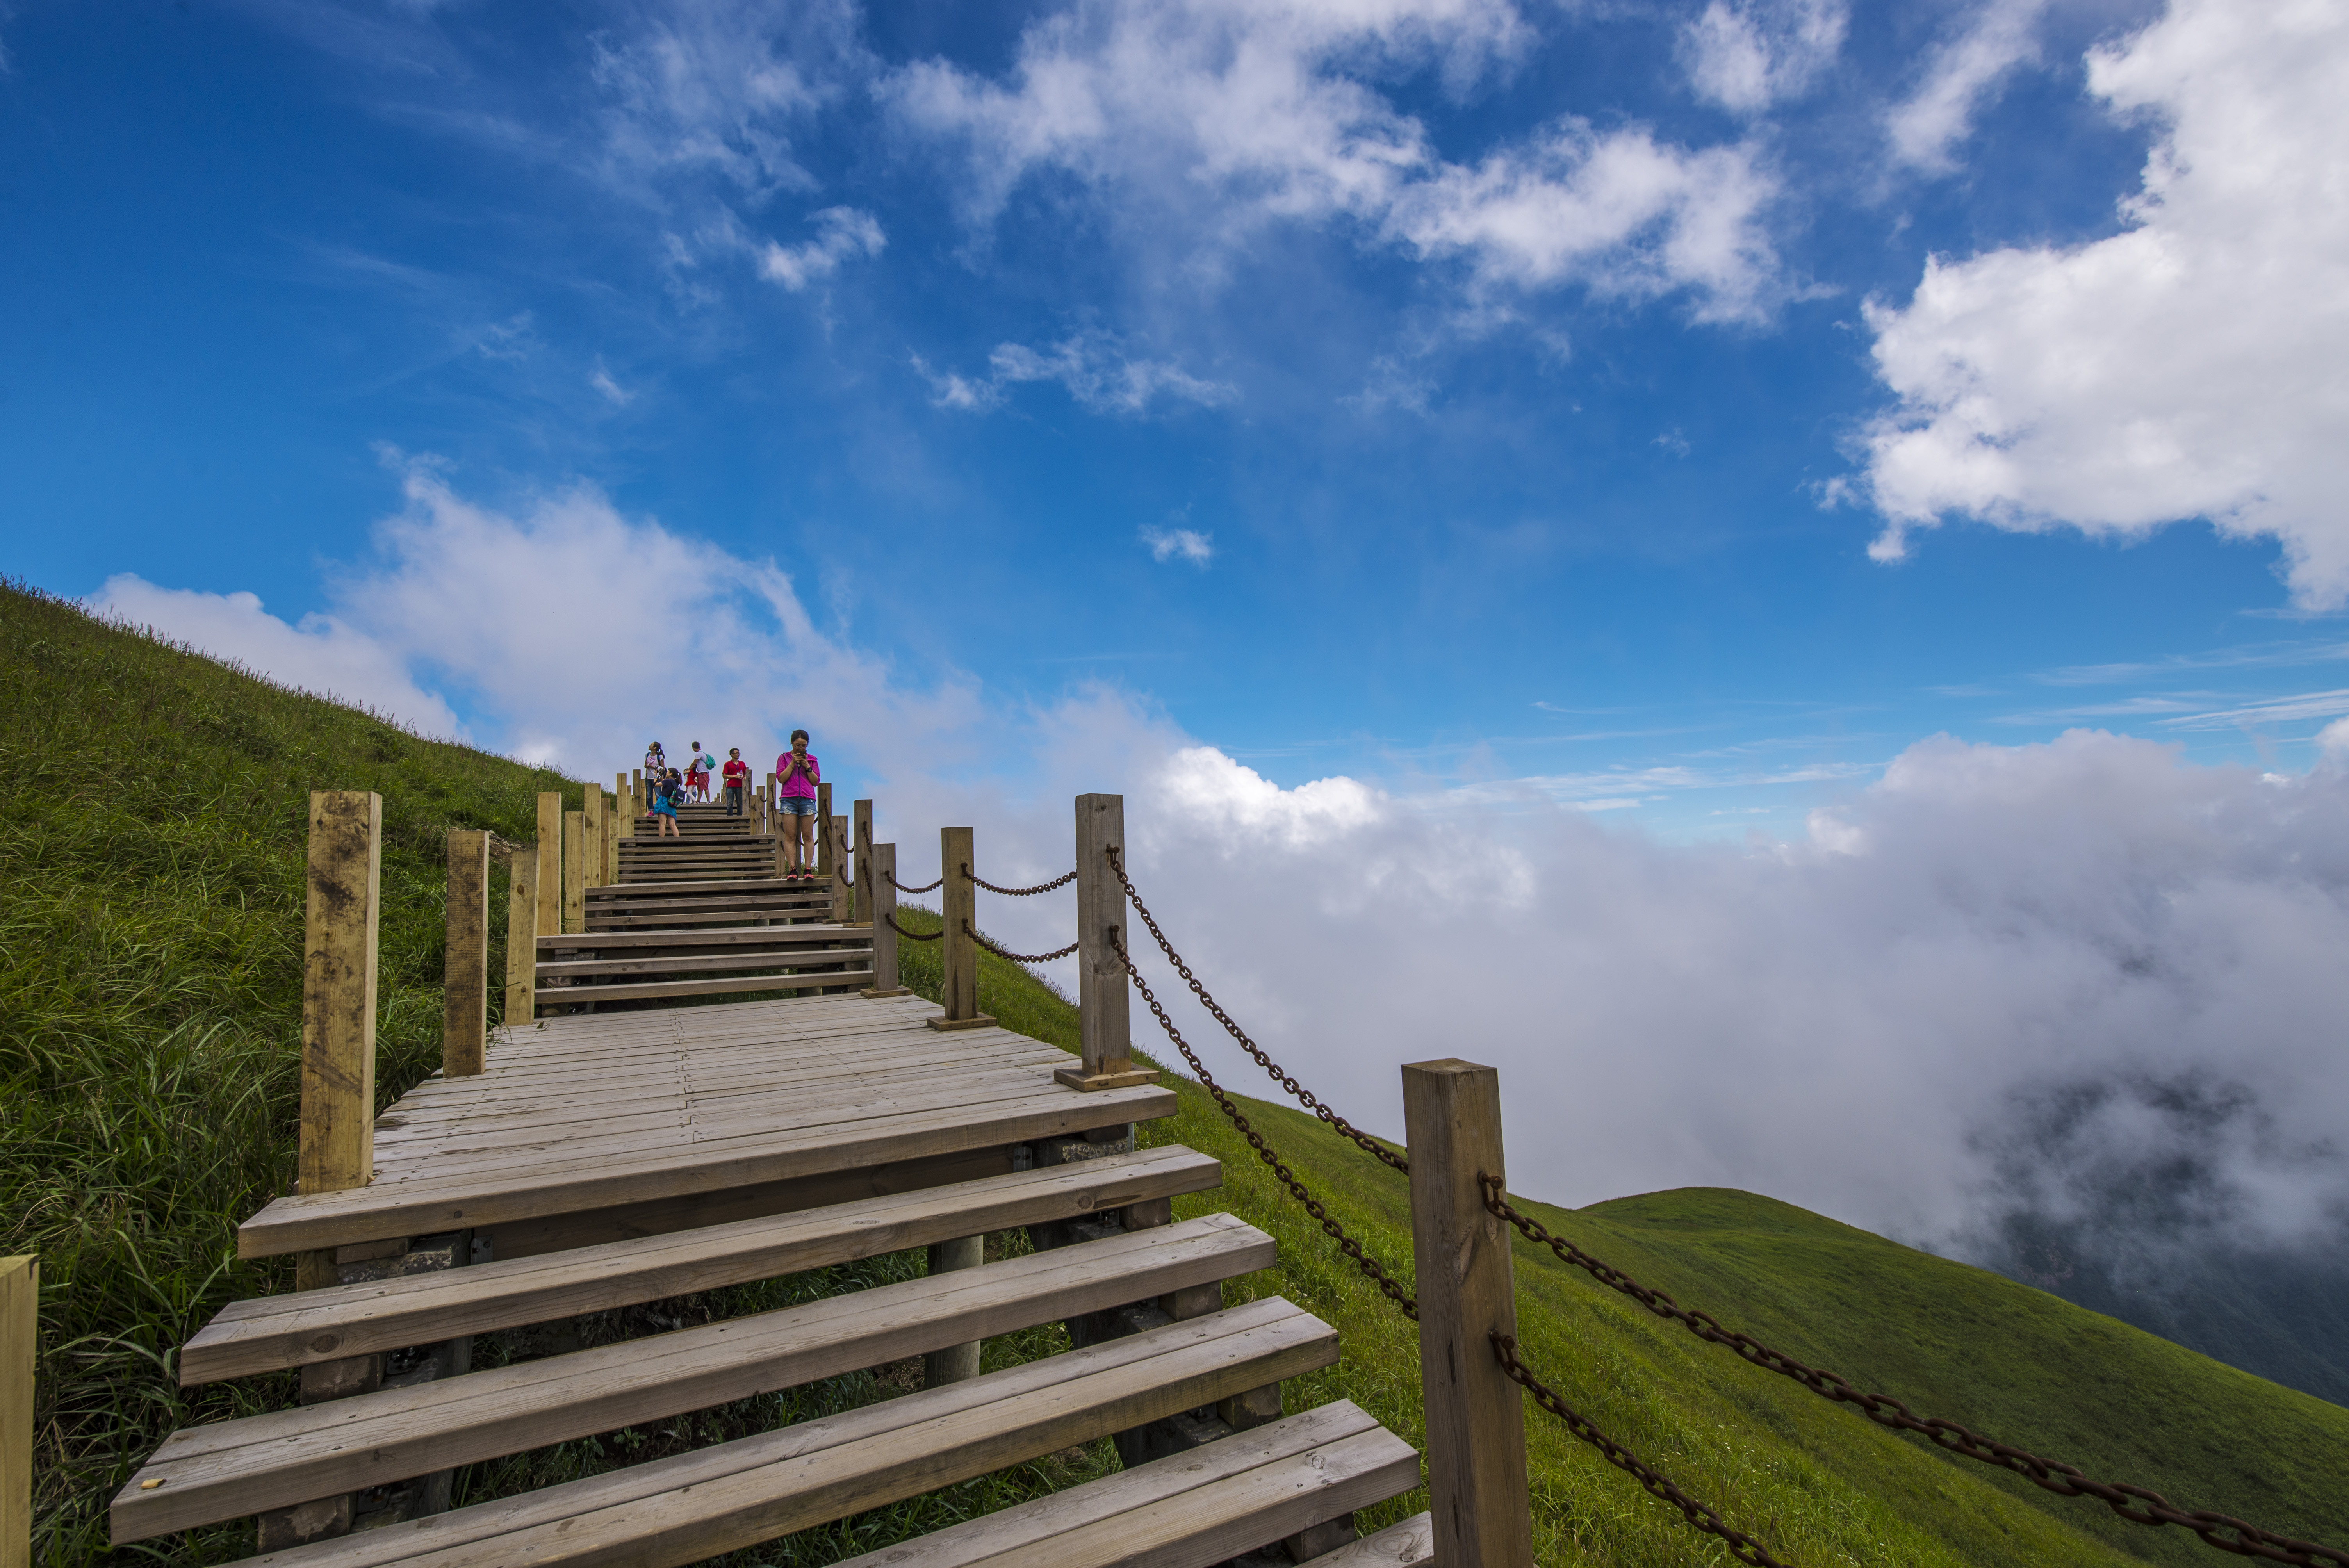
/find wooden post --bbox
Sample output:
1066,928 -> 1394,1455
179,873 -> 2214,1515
562,811 -> 586,935
1059,794 -> 1158,1091
851,798 -> 873,925
614,774 -> 632,841
1402,1059 -> 1534,1568
862,843 -> 910,998
441,829 -> 489,1078
923,1236 -> 984,1387
814,783 -> 833,877
927,826 -> 993,1031
504,849 -> 538,1024
829,815 -> 853,922
2,1256 -> 32,1568
301,791 -> 380,1198
602,798 -> 619,886
534,793 -> 563,948
582,784 -> 606,890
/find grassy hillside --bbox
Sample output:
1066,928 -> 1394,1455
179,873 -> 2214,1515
5,580 -> 2345,1567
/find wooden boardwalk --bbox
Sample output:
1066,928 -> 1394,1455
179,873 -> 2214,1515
107,782 -> 1432,1568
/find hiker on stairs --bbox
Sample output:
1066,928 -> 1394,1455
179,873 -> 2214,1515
651,768 -> 684,838
776,729 -> 820,878
722,748 -> 750,816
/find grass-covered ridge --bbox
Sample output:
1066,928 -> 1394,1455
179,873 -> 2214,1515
5,579 -> 2346,1566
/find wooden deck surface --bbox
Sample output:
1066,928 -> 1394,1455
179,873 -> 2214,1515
238,992 -> 1177,1259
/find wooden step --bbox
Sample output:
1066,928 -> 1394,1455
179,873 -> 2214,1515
181,1147 -> 1223,1385
538,969 -> 875,1005
539,926 -> 874,953
237,1074 -> 1178,1258
537,947 -> 868,980
827,1404 -> 1420,1568
238,1296 -> 1341,1568
116,1213 -> 1276,1541
1299,1514 -> 1435,1567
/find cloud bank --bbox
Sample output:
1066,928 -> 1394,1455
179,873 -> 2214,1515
1859,0 -> 2349,605
100,472 -> 2349,1299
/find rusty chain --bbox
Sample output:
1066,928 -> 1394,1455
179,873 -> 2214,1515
1490,1335 -> 1795,1568
886,873 -> 945,895
1110,932 -> 1419,1321
964,864 -> 1079,896
1479,1177 -> 2349,1568
964,920 -> 1080,964
1105,847 -> 1410,1176
883,911 -> 942,943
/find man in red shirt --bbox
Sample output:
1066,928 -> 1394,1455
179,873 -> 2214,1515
721,748 -> 752,816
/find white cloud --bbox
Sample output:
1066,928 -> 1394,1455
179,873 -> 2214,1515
84,577 -> 464,739
1884,0 -> 2049,171
1858,0 -> 2349,606
886,0 -> 1783,321
1679,0 -> 1848,115
1140,525 -> 1215,565
922,334 -> 1236,416
590,359 -> 635,405
757,206 -> 886,291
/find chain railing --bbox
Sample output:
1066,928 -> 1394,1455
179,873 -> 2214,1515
1107,847 -> 1408,1176
965,865 -> 1078,897
883,911 -> 942,943
964,921 -> 1080,965
886,872 -> 945,895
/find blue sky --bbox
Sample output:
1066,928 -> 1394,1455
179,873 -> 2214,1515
8,0 -> 2348,839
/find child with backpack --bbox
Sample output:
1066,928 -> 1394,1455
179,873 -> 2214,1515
651,768 -> 684,837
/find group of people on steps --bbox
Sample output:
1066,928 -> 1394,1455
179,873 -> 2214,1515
638,732 -> 826,877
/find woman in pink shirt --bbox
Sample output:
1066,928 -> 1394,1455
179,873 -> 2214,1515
775,729 -> 820,878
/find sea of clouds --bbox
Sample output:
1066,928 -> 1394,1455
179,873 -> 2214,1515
89,469 -> 2349,1302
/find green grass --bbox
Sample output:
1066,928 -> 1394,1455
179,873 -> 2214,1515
5,578 -> 2346,1567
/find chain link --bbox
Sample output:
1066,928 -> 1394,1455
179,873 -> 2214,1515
1478,1178 -> 2349,1568
1490,1334 -> 1795,1568
887,873 -> 945,895
964,920 -> 1081,964
1111,932 -> 1419,1321
1105,847 -> 1410,1176
965,864 -> 1079,896
884,911 -> 942,943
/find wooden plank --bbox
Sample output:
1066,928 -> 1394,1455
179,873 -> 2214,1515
238,1082 -> 1180,1256
536,971 -> 876,1006
502,848 -> 536,1024
1401,1060 -> 1532,1568
229,1297 -> 1336,1568
118,1216 -> 1277,1541
184,1148 -> 1223,1383
1,1257 -> 32,1568
441,829 -> 489,1077
536,950 -> 868,980
540,925 -> 865,951
301,792 -> 380,1197
534,793 -> 563,947
825,1404 -> 1415,1568
1300,1513 -> 1435,1568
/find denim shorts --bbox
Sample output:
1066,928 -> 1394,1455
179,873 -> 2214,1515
777,796 -> 819,817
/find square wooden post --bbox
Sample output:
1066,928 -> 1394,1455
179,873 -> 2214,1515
614,774 -> 633,841
581,785 -> 605,890
814,783 -> 834,877
927,826 -> 993,1031
1402,1059 -> 1534,1568
602,800 -> 619,887
862,842 -> 910,997
562,810 -> 586,935
1059,794 -> 1157,1091
302,791 -> 380,1198
441,829 -> 489,1077
534,793 -> 563,948
2,1255 -> 33,1568
850,798 -> 873,925
829,815 -> 853,922
923,1235 -> 984,1387
504,849 -> 538,1025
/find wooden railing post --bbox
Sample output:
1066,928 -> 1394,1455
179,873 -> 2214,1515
504,848 -> 538,1025
927,826 -> 993,1031
302,791 -> 380,1201
2,1254 -> 33,1568
829,814 -> 853,922
613,774 -> 633,842
534,793 -> 563,949
442,829 -> 489,1078
1060,794 -> 1158,1091
815,782 -> 834,879
923,1235 -> 984,1387
582,784 -> 606,891
862,843 -> 910,998
850,798 -> 873,925
562,809 -> 586,935
1403,1059 -> 1534,1568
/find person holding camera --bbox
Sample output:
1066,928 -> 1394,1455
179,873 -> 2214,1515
775,730 -> 820,877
